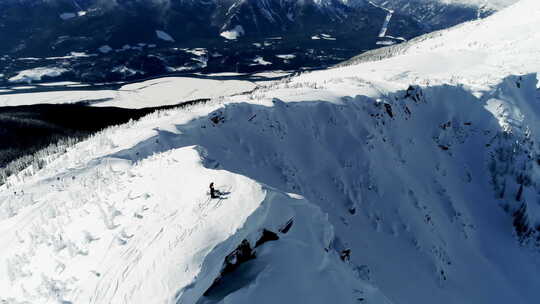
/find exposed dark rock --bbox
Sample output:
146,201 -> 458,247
340,249 -> 351,261
404,85 -> 423,103
440,121 -> 451,130
210,112 -> 225,125
255,229 -> 279,248
204,239 -> 255,296
513,203 -> 532,242
279,218 -> 294,234
438,145 -> 449,151
384,103 -> 393,118
515,184 -> 524,202
222,240 -> 255,275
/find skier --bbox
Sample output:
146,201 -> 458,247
209,182 -> 219,199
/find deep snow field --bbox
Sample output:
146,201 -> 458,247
1,0 -> 539,303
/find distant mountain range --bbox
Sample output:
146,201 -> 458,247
0,0 -> 409,55
0,0 -> 513,84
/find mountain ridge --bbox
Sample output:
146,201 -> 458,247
0,0 -> 539,303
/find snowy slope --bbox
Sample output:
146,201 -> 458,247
0,105 -> 392,304
1,0 -> 540,303
439,0 -> 517,10
384,0 -> 517,10
339,0 -> 539,88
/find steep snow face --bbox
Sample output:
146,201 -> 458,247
179,77 -> 539,304
1,0 -> 540,303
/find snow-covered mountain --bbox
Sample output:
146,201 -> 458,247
0,0 -> 425,82
0,0 -> 408,56
0,0 -> 512,83
1,0 -> 539,303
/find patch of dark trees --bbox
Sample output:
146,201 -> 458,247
0,99 -> 209,168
